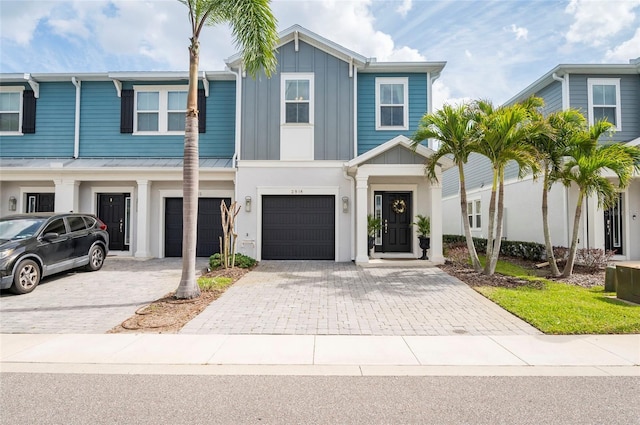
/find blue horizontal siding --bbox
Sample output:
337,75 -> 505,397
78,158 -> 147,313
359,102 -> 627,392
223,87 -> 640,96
202,80 -> 235,157
1,82 -> 75,157
79,80 -> 235,158
357,73 -> 427,155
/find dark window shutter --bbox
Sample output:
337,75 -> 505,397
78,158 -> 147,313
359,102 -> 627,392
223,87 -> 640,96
198,89 -> 206,133
120,89 -> 134,133
22,90 -> 36,134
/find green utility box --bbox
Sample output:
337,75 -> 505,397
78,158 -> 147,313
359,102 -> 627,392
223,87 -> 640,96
615,263 -> 640,304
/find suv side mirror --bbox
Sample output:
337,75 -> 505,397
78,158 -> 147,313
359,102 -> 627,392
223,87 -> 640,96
42,232 -> 59,241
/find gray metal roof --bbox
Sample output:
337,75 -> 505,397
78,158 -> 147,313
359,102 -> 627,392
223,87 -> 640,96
0,157 -> 233,169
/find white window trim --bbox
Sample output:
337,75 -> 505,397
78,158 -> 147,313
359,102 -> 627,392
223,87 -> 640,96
280,73 -> 314,125
133,85 -> 188,135
0,86 -> 24,136
375,77 -> 409,131
587,78 -> 622,131
467,198 -> 481,230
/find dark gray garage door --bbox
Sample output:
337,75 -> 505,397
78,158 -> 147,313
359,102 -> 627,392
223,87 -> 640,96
165,197 -> 230,257
262,195 -> 335,260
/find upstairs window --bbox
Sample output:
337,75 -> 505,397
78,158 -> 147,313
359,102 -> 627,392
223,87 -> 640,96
587,78 -> 621,131
281,73 -> 314,125
376,77 -> 408,130
0,88 -> 23,134
133,86 -> 187,134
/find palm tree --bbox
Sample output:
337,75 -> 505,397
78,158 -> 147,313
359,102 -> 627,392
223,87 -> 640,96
473,98 -> 544,275
411,103 -> 483,271
530,109 -> 585,276
560,120 -> 640,277
175,0 -> 278,299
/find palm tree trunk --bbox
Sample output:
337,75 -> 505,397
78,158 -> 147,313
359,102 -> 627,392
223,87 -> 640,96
487,170 -> 505,275
176,38 -> 201,299
483,168 -> 499,275
561,190 -> 585,277
459,164 -> 482,271
541,169 -> 561,276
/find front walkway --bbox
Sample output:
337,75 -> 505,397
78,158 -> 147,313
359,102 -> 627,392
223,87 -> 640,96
181,261 -> 540,336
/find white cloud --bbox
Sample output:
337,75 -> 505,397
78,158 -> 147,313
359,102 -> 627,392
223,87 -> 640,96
272,0 -> 424,62
464,49 -> 472,59
431,80 -> 471,111
605,28 -> 640,61
0,1 -> 56,45
565,0 -> 640,46
396,0 -> 413,17
509,24 -> 528,40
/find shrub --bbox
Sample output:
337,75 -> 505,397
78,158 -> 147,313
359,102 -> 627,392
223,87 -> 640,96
575,248 -> 615,273
209,253 -> 257,269
446,246 -> 471,267
443,235 -> 546,261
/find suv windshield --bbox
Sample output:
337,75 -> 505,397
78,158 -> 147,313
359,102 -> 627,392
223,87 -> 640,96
0,218 -> 47,240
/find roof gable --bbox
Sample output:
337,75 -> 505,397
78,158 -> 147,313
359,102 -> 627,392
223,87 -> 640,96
346,135 -> 454,171
226,24 -> 368,68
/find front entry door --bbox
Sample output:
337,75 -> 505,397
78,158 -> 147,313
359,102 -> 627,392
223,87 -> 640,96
604,193 -> 624,255
98,193 -> 128,251
376,192 -> 412,253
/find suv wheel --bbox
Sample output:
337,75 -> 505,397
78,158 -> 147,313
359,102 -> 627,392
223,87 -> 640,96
86,245 -> 105,271
11,259 -> 40,295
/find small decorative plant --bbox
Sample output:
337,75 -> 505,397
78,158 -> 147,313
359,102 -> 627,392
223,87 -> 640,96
413,214 -> 431,237
367,214 -> 382,237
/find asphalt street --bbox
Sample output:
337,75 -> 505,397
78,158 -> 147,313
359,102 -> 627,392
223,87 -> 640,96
1,374 -> 638,424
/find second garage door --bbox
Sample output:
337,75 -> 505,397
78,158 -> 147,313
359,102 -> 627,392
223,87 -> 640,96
262,195 -> 335,260
165,197 -> 230,257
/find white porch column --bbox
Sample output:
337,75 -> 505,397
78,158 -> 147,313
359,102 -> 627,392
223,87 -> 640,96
430,178 -> 445,263
355,174 -> 369,264
135,180 -> 151,258
54,179 -> 79,213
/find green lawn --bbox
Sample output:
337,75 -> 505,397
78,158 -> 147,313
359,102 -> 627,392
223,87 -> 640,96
475,257 -> 640,334
197,276 -> 233,292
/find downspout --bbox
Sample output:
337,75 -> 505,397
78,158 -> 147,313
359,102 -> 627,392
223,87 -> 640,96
228,65 -> 243,207
349,62 -> 358,260
353,61 -> 358,159
552,72 -> 569,110
71,77 -> 81,158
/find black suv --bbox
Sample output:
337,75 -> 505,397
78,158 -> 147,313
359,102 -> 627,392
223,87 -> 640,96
0,213 -> 109,294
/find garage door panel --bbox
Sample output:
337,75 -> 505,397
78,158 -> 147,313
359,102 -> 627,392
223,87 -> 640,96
262,195 -> 335,260
165,197 -> 230,257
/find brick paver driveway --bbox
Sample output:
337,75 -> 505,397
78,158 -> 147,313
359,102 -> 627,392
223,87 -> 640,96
0,257 -> 207,334
181,261 -> 540,336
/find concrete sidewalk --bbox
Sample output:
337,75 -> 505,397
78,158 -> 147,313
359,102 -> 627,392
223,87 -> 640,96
1,333 -> 638,376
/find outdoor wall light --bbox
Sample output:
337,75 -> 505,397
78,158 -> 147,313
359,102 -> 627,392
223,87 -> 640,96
8,196 -> 17,211
342,196 -> 349,213
245,196 -> 252,212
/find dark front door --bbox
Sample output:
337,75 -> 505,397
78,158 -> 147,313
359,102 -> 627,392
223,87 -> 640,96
98,193 -> 127,251
604,193 -> 624,255
26,193 -> 55,212
376,192 -> 412,253
164,197 -> 229,257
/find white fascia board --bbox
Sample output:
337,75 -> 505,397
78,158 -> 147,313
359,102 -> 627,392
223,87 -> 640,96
0,167 -> 235,182
360,62 -> 446,76
237,160 -> 345,168
0,73 -> 31,83
29,73 -> 110,81
226,24 -> 368,67
203,71 -> 236,81
504,63 -> 640,106
625,136 -> 640,146
107,72 -> 190,81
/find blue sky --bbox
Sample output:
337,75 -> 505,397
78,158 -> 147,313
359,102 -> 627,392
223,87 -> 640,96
1,0 -> 639,108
